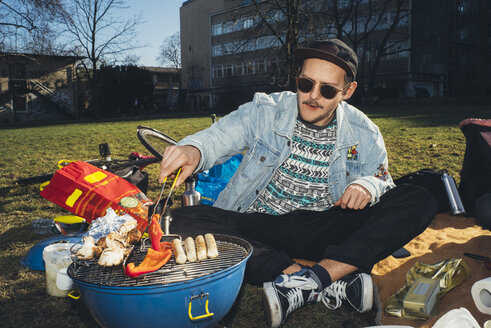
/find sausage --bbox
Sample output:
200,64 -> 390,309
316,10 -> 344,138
171,238 -> 187,264
204,233 -> 218,258
195,235 -> 207,261
184,237 -> 197,263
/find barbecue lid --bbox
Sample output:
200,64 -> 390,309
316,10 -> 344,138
68,234 -> 252,287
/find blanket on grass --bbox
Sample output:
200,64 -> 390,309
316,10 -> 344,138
373,213 -> 491,327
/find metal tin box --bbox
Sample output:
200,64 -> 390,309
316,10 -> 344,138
403,277 -> 440,317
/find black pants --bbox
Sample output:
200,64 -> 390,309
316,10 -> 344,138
171,184 -> 437,285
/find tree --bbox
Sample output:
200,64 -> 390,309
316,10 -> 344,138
97,64 -> 153,117
157,32 -> 181,69
0,0 -> 63,53
246,0 -> 303,89
325,0 -> 410,97
241,0 -> 410,95
58,0 -> 143,117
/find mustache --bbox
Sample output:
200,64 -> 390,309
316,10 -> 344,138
302,100 -> 323,109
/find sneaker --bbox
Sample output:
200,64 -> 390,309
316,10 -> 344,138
263,269 -> 321,328
319,273 -> 373,313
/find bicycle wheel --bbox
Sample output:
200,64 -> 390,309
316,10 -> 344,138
137,126 -> 178,160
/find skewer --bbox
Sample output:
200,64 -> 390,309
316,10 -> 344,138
150,177 -> 167,219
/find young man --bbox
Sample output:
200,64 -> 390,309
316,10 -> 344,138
159,39 -> 437,327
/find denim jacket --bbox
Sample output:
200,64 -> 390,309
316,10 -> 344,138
178,91 -> 395,213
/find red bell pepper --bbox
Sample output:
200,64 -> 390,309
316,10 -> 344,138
148,214 -> 164,251
124,242 -> 172,279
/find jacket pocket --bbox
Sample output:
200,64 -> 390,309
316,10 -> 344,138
239,139 -> 279,181
346,162 -> 362,182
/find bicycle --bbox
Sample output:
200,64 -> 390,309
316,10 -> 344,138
136,125 -> 178,159
16,127 -> 179,186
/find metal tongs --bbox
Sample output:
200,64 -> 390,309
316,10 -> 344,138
151,168 -> 182,219
144,168 -> 183,249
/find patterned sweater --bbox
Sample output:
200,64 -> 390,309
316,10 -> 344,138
248,118 -> 337,215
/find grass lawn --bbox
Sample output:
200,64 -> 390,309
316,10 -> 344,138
0,103 -> 488,328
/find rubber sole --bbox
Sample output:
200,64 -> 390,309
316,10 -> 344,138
262,282 -> 282,328
359,273 -> 374,313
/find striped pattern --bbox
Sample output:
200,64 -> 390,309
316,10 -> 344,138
248,119 -> 337,215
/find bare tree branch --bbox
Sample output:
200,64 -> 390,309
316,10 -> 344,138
157,31 -> 181,69
56,0 -> 144,116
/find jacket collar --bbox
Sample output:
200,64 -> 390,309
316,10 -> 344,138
335,101 -> 358,149
273,92 -> 297,138
272,94 -> 359,148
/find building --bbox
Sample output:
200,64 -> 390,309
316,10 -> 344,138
143,67 -> 181,110
180,0 -> 491,111
0,52 -> 83,124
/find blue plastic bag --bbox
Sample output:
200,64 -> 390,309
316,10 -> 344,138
196,154 -> 243,205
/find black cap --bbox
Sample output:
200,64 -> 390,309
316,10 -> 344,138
294,39 -> 358,79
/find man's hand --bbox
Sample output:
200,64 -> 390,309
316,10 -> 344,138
334,184 -> 371,210
158,145 -> 201,186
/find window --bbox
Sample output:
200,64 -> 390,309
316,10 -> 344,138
267,58 -> 278,73
223,21 -> 233,34
66,67 -> 72,83
457,0 -> 471,14
214,66 -> 223,78
243,18 -> 253,29
212,45 -> 220,57
212,23 -> 222,36
233,63 -> 243,75
12,95 -> 27,112
384,40 -> 410,60
256,60 -> 265,73
157,74 -> 167,82
224,64 -> 233,76
245,61 -> 254,74
457,27 -> 470,41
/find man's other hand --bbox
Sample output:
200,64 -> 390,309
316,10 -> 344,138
334,184 -> 371,210
158,145 -> 201,186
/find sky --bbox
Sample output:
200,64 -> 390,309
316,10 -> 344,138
122,1 -> 184,67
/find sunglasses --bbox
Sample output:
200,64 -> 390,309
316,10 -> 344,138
296,76 -> 350,99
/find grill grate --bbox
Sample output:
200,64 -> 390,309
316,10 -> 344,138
68,234 -> 252,287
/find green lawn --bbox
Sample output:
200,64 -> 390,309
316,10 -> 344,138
0,103 -> 488,327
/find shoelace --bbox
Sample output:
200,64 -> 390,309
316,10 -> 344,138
277,275 -> 319,315
319,279 -> 348,310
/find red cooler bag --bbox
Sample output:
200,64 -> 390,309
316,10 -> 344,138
40,161 -> 152,231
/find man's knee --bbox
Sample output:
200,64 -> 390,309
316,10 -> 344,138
394,184 -> 438,225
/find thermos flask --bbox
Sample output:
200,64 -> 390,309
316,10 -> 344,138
440,170 -> 465,216
161,206 -> 173,235
181,176 -> 201,207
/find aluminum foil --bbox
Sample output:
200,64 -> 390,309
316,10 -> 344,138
384,258 -> 471,320
85,207 -> 136,241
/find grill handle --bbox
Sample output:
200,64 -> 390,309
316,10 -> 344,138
68,289 -> 80,300
188,292 -> 214,321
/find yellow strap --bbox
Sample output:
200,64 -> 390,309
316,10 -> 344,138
53,215 -> 85,224
83,171 -> 107,184
39,181 -> 50,192
57,160 -> 73,169
66,188 -> 83,207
